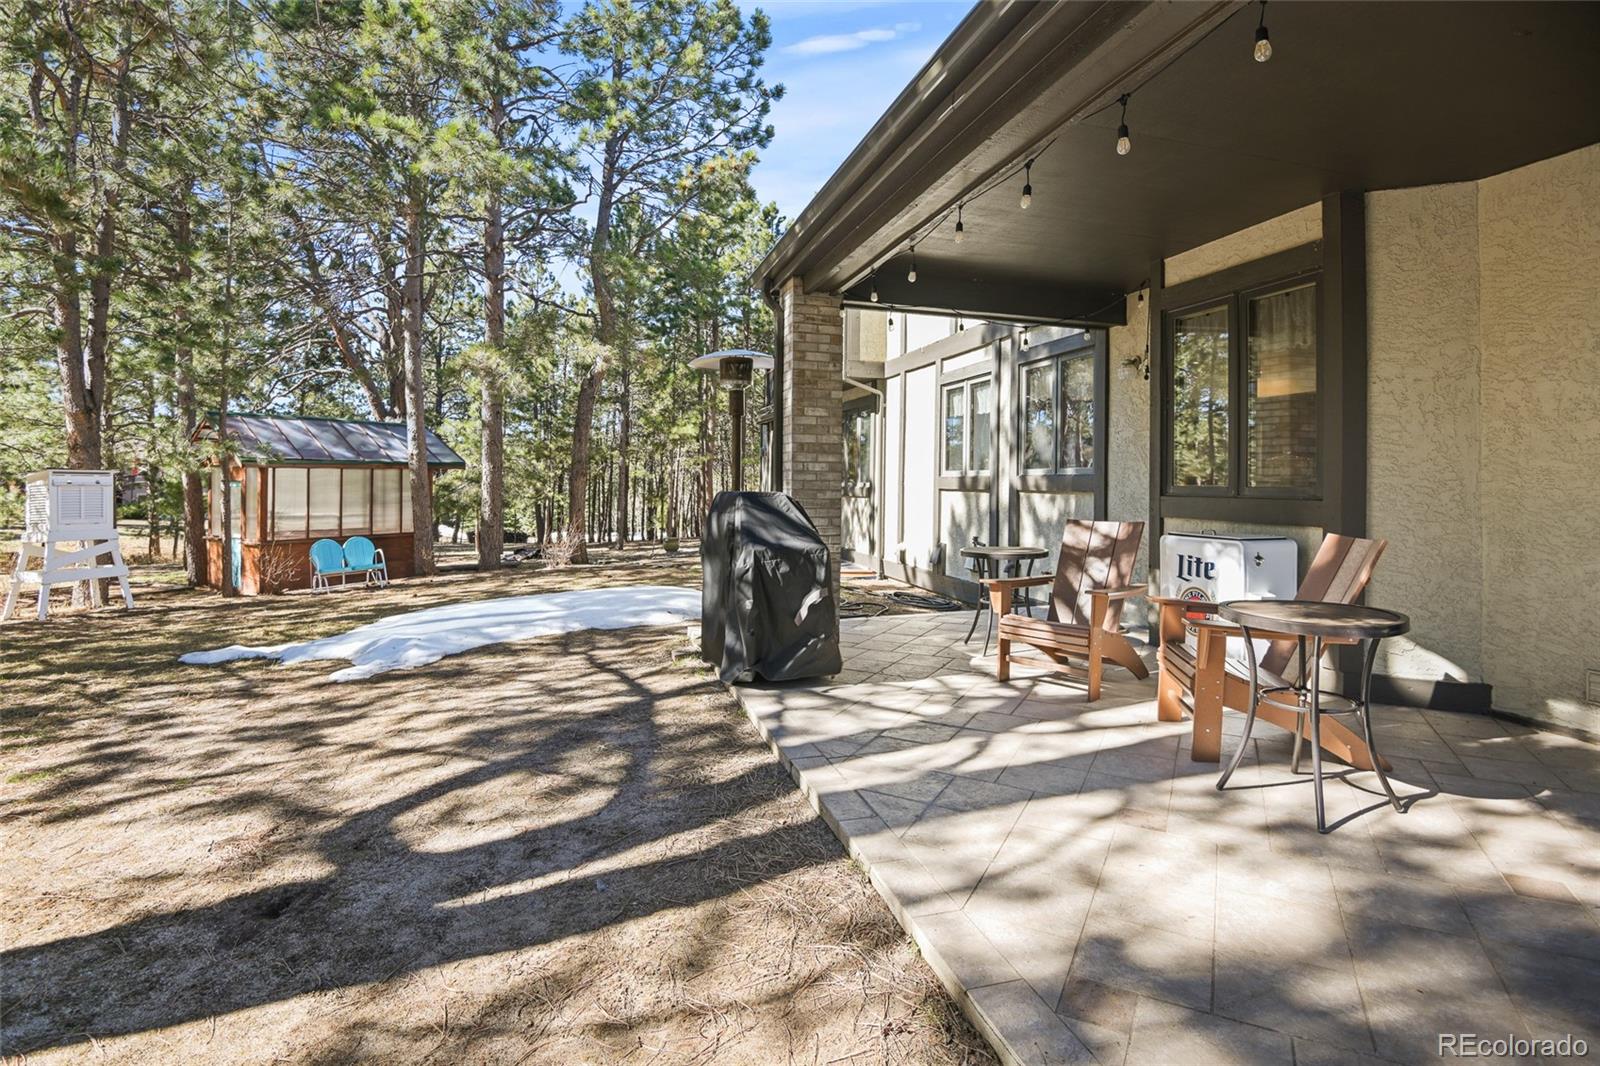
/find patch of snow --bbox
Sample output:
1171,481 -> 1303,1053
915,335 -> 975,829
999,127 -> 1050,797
180,585 -> 700,682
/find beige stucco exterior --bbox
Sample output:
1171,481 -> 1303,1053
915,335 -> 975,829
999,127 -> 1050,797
1107,289 -> 1151,588
1365,182 -> 1485,686
1477,145 -> 1600,732
1361,142 -> 1600,731
1163,202 -> 1322,287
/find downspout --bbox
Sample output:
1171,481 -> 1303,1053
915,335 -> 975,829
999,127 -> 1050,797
763,286 -> 783,491
840,310 -> 887,578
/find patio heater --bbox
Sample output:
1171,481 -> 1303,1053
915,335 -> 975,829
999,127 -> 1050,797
688,349 -> 774,491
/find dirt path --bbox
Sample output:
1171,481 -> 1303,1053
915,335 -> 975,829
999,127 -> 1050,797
1,558 -> 995,1065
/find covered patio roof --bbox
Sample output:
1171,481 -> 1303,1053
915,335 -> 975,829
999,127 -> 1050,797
757,1 -> 1600,326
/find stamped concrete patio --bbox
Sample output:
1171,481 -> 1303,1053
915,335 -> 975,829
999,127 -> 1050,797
735,611 -> 1600,1065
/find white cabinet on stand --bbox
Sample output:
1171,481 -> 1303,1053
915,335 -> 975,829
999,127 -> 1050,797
3,470 -> 133,621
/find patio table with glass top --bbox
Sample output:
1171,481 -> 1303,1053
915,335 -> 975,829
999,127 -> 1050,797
1216,599 -> 1413,833
958,544 -> 1048,654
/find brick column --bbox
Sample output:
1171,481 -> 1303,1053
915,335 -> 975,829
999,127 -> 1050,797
779,277 -> 844,588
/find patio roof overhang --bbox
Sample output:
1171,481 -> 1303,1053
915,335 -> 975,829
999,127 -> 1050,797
756,0 -> 1600,328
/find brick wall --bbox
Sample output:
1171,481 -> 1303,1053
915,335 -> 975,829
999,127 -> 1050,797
779,278 -> 844,587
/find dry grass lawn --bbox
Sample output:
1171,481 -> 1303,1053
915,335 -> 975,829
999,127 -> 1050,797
1,551 -> 995,1065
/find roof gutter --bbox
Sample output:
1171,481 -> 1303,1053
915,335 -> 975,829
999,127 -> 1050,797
754,0 -> 1032,293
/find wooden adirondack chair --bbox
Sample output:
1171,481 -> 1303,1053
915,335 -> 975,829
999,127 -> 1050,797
989,521 -> 1149,701
1156,533 -> 1390,766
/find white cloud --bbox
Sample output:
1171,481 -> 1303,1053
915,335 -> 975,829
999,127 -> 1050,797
783,22 -> 918,56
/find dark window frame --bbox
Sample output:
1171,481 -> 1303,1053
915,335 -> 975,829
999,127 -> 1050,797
937,370 -> 993,478
1162,270 -> 1324,503
1013,331 -> 1105,494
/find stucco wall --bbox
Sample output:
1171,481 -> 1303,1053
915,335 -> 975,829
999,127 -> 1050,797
1365,182 -> 1484,684
1476,144 -> 1600,732
1018,490 -> 1096,576
939,489 -> 988,579
1164,202 -> 1321,287
1107,290 -> 1151,586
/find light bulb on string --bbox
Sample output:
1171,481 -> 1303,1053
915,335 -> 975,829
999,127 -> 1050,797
869,267 -> 879,303
1116,94 -> 1132,156
907,244 -> 917,284
1019,159 -> 1033,210
1254,1 -> 1272,62
954,203 -> 965,244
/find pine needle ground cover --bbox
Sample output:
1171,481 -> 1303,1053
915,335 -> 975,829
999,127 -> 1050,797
2,556 -> 994,1065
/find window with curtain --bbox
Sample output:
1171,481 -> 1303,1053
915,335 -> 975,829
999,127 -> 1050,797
341,468 -> 370,532
400,473 -> 413,533
1165,278 -> 1320,497
272,467 -> 308,538
308,468 -> 341,535
1247,283 -> 1318,490
372,469 -> 400,533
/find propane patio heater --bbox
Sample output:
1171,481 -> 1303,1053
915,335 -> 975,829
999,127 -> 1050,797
688,348 -> 774,491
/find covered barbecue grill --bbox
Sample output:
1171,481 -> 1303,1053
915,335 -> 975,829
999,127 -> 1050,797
701,492 -> 841,683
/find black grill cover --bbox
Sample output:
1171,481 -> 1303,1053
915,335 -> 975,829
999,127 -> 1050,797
701,491 -> 841,683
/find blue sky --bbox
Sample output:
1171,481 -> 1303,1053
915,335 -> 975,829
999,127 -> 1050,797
742,1 -> 970,223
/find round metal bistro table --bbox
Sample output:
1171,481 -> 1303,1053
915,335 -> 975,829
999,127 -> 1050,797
959,545 -> 1049,655
1215,600 -> 1411,834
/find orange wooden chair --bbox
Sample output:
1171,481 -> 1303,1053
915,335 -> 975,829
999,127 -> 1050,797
988,521 -> 1149,701
1155,533 -> 1390,766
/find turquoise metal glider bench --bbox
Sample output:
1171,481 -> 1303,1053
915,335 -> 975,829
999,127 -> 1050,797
309,536 -> 389,592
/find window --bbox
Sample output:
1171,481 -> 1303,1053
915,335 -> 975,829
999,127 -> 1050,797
1165,279 -> 1320,497
941,378 -> 991,475
843,407 -> 872,492
373,469 -> 401,533
969,381 -> 992,472
209,468 -> 223,536
1022,363 -> 1053,471
943,386 -> 964,473
1247,283 -> 1318,489
244,467 -> 259,542
341,468 -> 370,532
1170,306 -> 1230,488
1059,356 -> 1094,471
272,468 -> 308,537
308,468 -> 341,536
1020,347 -> 1097,474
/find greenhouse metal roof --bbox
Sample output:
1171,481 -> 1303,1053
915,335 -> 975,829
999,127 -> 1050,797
197,414 -> 466,468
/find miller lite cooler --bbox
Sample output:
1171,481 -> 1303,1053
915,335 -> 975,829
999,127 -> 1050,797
1159,532 -> 1297,663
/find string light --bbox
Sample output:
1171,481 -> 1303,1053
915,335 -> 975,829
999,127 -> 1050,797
869,266 -> 879,303
1116,94 -> 1132,156
1254,1 -> 1272,62
954,202 -> 965,243
906,243 -> 917,284
1019,160 -> 1033,209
